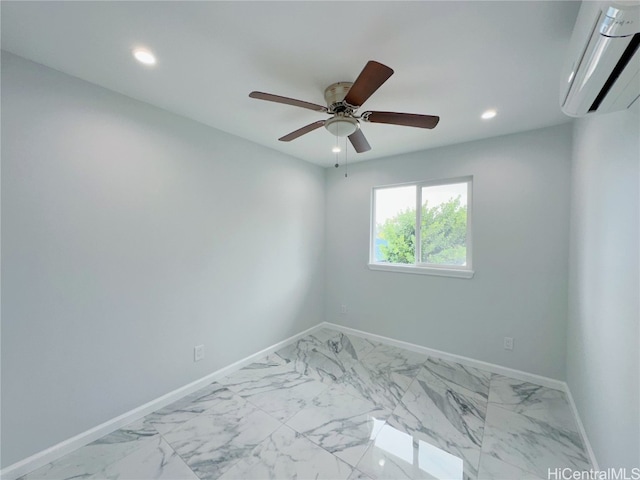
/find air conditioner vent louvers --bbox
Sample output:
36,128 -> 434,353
561,1 -> 640,117
589,33 -> 640,111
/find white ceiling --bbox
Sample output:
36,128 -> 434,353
1,1 -> 580,166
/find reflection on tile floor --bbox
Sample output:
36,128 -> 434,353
19,328 -> 591,479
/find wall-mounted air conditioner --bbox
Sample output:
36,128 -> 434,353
561,1 -> 640,117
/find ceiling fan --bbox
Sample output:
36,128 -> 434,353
249,60 -> 440,153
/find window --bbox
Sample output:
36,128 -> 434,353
370,176 -> 473,278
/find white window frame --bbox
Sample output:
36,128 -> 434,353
368,176 -> 474,279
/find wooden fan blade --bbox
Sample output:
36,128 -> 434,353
364,111 -> 440,129
249,91 -> 327,112
343,61 -> 394,107
348,128 -> 371,153
278,120 -> 326,142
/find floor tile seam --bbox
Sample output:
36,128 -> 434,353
385,410 -> 484,472
359,344 -> 431,370
241,391 -> 316,425
387,379 -> 486,475
232,394 -> 288,428
224,375 -> 322,400
394,376 -> 423,406
480,405 -> 590,476
399,370 -> 485,414
92,429 -> 199,480
149,381 -> 228,410
286,332 -> 380,371
145,404 -> 215,432
146,387 -> 243,437
273,357 -> 396,413
485,401 -> 583,437
163,412 -> 286,480
346,440 -> 375,474
372,413 -> 483,480
353,357 -> 425,405
477,449 -> 543,479
484,386 -> 572,414
489,371 -> 566,393
418,361 -> 494,399
152,427 -> 203,479
212,421 -> 288,480
222,356 -> 304,380
228,362 -> 334,407
243,422 -> 357,479
388,376 -> 423,422
443,381 -> 490,406
365,362 -> 427,385
252,376 -> 335,416
324,379 -> 402,416
352,339 -> 380,363
285,401 -> 388,436
88,423 -> 167,475
410,373 -> 491,417
146,436 -> 203,480
346,416 -> 401,468
274,344 -> 412,412
20,445 -> 105,479
286,421 -> 363,475
280,353 -> 337,381
277,363 -> 341,393
412,369 -> 490,473
414,369 -> 477,400
152,390 -> 286,450
470,393 -> 488,475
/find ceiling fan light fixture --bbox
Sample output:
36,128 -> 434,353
324,116 -> 358,137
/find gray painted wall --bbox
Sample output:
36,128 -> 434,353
0,53 -> 325,467
567,108 -> 640,468
4,47 -> 638,471
325,125 -> 573,380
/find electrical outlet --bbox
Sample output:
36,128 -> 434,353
340,304 -> 347,314
194,345 -> 204,362
503,337 -> 514,351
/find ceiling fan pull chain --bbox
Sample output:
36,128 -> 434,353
344,136 -> 348,178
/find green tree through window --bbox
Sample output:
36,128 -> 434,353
421,196 -> 467,265
378,208 -> 416,264
378,196 -> 467,265
371,178 -> 472,276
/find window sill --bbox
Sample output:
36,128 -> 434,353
367,263 -> 475,279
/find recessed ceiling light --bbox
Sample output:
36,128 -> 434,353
481,109 -> 497,120
133,48 -> 156,66
332,146 -> 341,153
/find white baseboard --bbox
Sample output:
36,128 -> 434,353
2,321 -> 599,478
563,385 -> 600,470
321,322 -> 599,469
0,323 -> 322,480
322,322 -> 566,390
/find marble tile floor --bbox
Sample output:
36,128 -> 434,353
19,328 -> 591,480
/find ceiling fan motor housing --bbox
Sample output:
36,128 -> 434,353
324,82 -> 353,108
324,82 -> 359,137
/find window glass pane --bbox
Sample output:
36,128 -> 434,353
374,185 -> 416,264
420,182 -> 467,266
